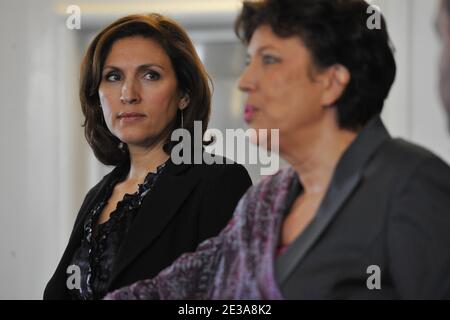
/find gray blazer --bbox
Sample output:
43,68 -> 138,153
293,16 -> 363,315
276,117 -> 450,299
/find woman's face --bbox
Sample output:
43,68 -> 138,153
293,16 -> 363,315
99,36 -> 181,148
238,25 -> 337,151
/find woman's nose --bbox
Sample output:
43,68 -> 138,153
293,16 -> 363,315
120,80 -> 141,104
238,64 -> 257,93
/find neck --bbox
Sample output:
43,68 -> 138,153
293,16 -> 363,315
126,142 -> 170,183
282,114 -> 358,195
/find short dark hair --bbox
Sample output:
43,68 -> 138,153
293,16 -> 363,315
235,0 -> 397,130
80,13 -> 212,166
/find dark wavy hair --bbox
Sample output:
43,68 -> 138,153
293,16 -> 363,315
235,0 -> 397,130
80,13 -> 212,166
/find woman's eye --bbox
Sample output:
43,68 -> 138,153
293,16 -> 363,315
262,54 -> 280,65
144,71 -> 160,81
105,72 -> 121,82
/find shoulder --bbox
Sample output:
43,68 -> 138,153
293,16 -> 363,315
378,138 -> 442,165
86,167 -> 115,195
371,138 -> 450,183
374,138 -> 450,207
79,165 -> 122,209
187,154 -> 251,182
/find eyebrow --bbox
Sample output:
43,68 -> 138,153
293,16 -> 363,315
246,45 -> 279,58
256,45 -> 277,54
102,63 -> 165,73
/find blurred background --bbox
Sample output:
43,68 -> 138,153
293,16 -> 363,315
0,0 -> 448,299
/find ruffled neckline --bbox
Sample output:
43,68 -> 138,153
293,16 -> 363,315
97,160 -> 168,228
83,160 -> 168,242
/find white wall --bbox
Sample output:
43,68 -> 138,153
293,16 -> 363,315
0,0 -> 448,299
409,1 -> 450,161
0,0 -> 31,300
377,0 -> 450,162
0,0 -> 88,299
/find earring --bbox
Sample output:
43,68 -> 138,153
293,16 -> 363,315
118,142 -> 125,151
179,95 -> 189,109
180,109 -> 184,129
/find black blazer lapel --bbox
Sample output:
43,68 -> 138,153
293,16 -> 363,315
275,116 -> 391,288
109,161 -> 201,285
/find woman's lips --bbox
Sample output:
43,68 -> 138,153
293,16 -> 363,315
118,112 -> 146,123
244,104 -> 256,123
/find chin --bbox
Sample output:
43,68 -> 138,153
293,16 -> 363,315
123,135 -> 166,149
117,135 -> 149,146
117,129 -> 151,142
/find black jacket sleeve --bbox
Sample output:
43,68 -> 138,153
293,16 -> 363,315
197,163 -> 252,242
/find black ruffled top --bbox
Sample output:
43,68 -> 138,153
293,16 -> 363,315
68,161 -> 167,300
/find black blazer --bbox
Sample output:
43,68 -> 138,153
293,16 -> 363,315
44,157 -> 252,299
275,117 -> 450,299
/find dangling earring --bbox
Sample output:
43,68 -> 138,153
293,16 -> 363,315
179,95 -> 189,129
118,142 -> 125,151
180,109 -> 184,129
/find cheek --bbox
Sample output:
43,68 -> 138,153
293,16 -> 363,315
98,89 -> 120,131
264,70 -> 319,122
98,87 -> 116,112
262,71 -> 296,113
143,85 -> 179,117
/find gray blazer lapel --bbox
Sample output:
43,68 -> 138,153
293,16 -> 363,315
274,167 -> 362,287
275,116 -> 391,287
